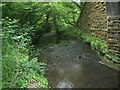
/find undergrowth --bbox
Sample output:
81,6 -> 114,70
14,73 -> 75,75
2,18 -> 48,88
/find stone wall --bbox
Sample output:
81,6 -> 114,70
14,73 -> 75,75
79,2 -> 108,41
106,2 -> 120,58
79,2 -> 120,61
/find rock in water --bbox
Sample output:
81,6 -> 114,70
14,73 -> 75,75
56,81 -> 73,88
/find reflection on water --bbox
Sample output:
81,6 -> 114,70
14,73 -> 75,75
39,39 -> 119,88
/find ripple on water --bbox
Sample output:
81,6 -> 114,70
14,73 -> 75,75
39,39 -> 119,88
56,81 -> 73,88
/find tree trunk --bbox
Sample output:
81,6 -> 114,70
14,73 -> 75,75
53,16 -> 60,44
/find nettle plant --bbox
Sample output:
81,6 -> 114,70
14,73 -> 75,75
14,57 -> 47,88
2,17 -> 33,47
2,18 -> 48,88
2,17 -> 35,55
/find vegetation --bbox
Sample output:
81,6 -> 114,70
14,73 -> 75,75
2,18 -> 48,88
1,1 -> 119,89
2,2 -> 82,88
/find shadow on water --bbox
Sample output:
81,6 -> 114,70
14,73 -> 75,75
38,34 -> 119,88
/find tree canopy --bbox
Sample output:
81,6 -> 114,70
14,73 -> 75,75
2,2 -> 81,27
2,2 -> 83,88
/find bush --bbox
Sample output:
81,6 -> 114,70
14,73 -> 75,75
2,18 -> 48,88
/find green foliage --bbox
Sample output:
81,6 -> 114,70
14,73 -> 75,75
12,57 -> 48,88
2,2 -> 80,28
2,44 -> 48,88
2,18 -> 48,88
2,2 -> 81,87
62,26 -> 82,36
81,34 -> 108,54
2,44 -> 19,87
2,18 -> 33,46
2,2 -> 81,88
2,2 -> 119,89
81,34 -> 119,64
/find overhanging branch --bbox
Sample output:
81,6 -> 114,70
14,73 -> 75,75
71,0 -> 81,9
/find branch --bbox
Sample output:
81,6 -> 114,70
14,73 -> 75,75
71,0 -> 81,9
64,20 -> 75,26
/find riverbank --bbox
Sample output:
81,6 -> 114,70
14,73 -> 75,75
99,59 -> 120,71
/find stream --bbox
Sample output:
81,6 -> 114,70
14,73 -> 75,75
38,34 -> 119,88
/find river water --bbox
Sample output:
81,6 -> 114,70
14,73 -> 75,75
38,36 -> 119,88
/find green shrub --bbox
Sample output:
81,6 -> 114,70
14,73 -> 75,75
2,18 -> 48,88
2,45 -> 48,88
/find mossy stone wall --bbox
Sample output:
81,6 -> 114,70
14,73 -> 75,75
79,2 -> 107,40
79,2 -> 120,61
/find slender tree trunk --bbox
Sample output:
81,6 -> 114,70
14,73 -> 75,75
72,1 -> 85,27
53,16 -> 60,44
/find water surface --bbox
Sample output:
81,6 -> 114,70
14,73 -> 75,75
38,38 -> 119,88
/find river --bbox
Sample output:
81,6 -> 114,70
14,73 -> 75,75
38,34 -> 119,88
